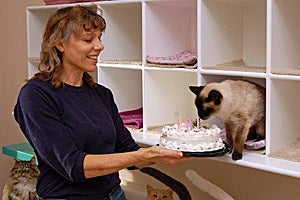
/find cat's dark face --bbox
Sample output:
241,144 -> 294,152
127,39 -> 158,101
189,86 -> 223,120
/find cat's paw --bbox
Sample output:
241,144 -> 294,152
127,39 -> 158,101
232,151 -> 242,160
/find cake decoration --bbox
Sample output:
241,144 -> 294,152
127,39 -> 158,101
159,119 -> 224,152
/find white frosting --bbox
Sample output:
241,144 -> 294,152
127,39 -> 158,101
159,123 -> 224,152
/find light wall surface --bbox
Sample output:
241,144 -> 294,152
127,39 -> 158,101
0,0 -> 44,196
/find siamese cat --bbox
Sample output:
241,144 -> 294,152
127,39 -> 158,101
189,79 -> 266,160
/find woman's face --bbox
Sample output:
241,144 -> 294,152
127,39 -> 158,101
59,30 -> 104,74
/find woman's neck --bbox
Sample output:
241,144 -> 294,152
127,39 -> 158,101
61,72 -> 83,87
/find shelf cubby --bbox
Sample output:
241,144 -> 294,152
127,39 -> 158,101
200,0 -> 266,73
98,67 -> 142,112
200,74 -> 266,86
27,7 -> 60,77
270,0 -> 300,76
143,69 -> 197,129
99,2 -> 142,62
268,79 -> 300,157
144,0 -> 197,65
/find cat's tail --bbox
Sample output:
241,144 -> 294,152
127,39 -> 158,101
140,167 -> 192,200
185,169 -> 234,200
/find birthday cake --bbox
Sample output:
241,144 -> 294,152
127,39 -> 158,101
159,120 -> 224,152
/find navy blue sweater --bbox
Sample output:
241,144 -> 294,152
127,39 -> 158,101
14,79 -> 140,199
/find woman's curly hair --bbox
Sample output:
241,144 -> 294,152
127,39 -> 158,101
29,5 -> 106,89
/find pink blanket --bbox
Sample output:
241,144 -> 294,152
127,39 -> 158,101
119,108 -> 143,129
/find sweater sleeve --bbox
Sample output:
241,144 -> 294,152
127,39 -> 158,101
14,84 -> 86,182
103,88 -> 141,153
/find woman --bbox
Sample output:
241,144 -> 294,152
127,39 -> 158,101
14,5 -> 190,200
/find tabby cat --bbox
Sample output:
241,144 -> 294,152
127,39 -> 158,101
140,167 -> 191,200
189,79 -> 266,160
2,156 -> 39,200
146,184 -> 174,200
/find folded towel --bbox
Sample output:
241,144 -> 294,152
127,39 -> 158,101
147,52 -> 197,66
120,108 -> 143,129
244,139 -> 265,150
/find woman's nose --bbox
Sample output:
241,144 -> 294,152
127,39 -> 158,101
94,40 -> 104,51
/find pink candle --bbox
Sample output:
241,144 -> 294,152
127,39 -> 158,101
196,116 -> 199,129
184,119 -> 189,131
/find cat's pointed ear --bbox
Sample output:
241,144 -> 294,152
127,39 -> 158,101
167,188 -> 173,195
147,184 -> 154,193
189,86 -> 205,95
30,156 -> 36,165
208,90 -> 223,105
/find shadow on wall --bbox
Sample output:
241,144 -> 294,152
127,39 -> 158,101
120,167 -> 234,200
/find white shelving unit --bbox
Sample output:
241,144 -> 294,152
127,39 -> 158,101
26,0 -> 300,178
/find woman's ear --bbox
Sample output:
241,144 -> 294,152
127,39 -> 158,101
55,41 -> 64,52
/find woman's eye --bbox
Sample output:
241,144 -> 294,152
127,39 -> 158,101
81,37 -> 92,42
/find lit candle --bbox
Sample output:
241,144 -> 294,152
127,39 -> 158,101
184,119 -> 189,131
179,115 -> 182,130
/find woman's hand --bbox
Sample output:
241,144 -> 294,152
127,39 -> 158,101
135,146 -> 192,167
